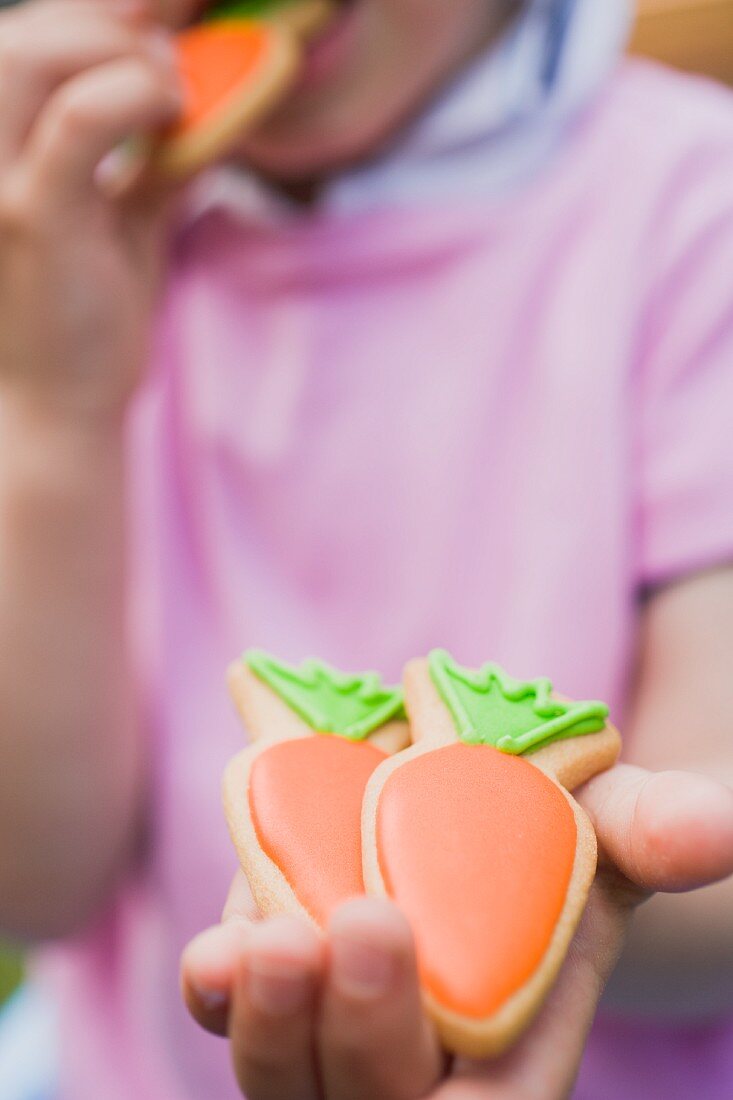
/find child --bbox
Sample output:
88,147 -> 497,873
1,0 -> 733,1097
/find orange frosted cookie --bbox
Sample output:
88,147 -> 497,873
362,650 -> 620,1058
153,0 -> 333,177
224,650 -> 409,926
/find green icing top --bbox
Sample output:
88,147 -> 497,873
245,650 -> 405,741
429,649 -> 609,755
205,0 -> 294,23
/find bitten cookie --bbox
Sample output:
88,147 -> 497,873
362,650 -> 621,1059
152,0 -> 334,177
224,650 -> 410,928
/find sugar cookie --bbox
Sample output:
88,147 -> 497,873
152,0 -> 334,177
223,650 -> 409,928
362,650 -> 620,1058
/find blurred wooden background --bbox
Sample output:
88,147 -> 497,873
632,0 -> 733,83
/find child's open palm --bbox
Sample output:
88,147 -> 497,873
183,763 -> 733,1100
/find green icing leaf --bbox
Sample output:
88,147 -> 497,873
429,649 -> 609,755
205,0 -> 293,23
245,650 -> 405,741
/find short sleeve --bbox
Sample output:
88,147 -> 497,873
636,148 -> 733,589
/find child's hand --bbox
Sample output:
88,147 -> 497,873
181,764 -> 733,1100
0,0 -> 184,418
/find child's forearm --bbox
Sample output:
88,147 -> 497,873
0,397 -> 142,942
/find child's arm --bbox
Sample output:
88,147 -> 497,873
604,566 -> 733,1014
0,0 -> 182,941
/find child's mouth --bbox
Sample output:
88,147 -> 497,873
299,0 -> 362,88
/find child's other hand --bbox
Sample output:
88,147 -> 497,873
181,764 -> 733,1100
0,0 -> 186,418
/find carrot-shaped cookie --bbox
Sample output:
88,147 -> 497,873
224,650 -> 409,927
362,650 -> 621,1058
153,0 -> 333,177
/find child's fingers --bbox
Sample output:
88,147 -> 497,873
0,2 -> 166,160
577,764 -> 733,896
319,898 -> 444,1100
181,870 -> 262,1034
24,53 -> 182,204
182,920 -> 254,1037
229,915 -> 324,1100
53,0 -> 191,34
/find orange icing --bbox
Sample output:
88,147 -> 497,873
376,743 -> 577,1018
171,23 -> 276,136
249,737 -> 387,926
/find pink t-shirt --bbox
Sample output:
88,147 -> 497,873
42,61 -> 733,1099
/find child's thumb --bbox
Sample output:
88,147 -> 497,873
577,763 -> 733,897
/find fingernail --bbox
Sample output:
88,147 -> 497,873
191,984 -> 228,1012
248,961 -> 311,1016
331,935 -> 395,999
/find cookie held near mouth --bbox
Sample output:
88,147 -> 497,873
152,0 -> 334,177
